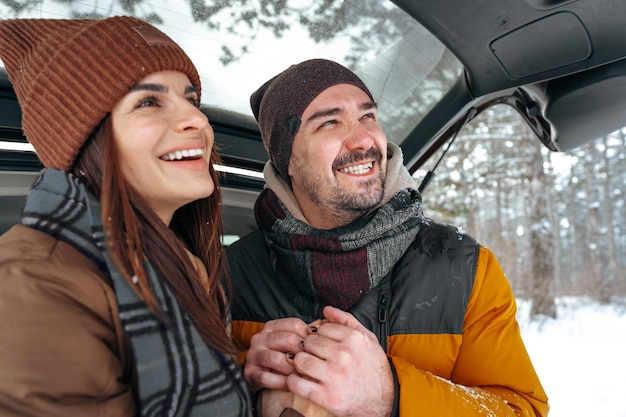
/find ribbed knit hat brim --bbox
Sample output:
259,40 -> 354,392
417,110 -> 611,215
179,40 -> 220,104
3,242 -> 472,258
0,16 -> 200,170
250,59 -> 373,180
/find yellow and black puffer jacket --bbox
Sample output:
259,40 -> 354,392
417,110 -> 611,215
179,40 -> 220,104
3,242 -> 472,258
228,222 -> 549,417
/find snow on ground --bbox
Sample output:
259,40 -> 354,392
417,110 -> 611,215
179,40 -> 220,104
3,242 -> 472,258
517,297 -> 626,417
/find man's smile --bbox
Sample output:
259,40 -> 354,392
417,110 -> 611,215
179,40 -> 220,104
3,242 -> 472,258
337,161 -> 374,175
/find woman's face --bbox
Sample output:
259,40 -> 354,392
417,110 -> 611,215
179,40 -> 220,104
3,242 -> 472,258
111,70 -> 215,224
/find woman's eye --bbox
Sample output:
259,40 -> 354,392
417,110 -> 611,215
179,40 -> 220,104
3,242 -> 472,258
136,95 -> 159,108
187,96 -> 200,107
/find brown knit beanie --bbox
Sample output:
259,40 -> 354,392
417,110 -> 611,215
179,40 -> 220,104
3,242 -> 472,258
250,58 -> 374,180
0,16 -> 200,171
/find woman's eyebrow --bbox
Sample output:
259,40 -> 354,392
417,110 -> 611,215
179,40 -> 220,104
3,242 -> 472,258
128,84 -> 197,95
129,83 -> 167,93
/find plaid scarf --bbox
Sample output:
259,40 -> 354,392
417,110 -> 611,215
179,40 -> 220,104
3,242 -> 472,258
255,145 -> 424,317
22,169 -> 251,417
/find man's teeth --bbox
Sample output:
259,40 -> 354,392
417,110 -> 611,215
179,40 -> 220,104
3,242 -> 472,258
339,162 -> 373,174
161,149 -> 204,161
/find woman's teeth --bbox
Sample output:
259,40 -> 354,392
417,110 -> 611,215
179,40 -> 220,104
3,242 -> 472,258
161,148 -> 204,161
339,162 -> 373,174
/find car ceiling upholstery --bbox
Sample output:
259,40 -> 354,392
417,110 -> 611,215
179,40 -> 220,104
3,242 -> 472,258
394,0 -> 626,96
394,0 -> 626,169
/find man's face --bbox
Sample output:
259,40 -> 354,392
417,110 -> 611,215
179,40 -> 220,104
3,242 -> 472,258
288,83 -> 387,229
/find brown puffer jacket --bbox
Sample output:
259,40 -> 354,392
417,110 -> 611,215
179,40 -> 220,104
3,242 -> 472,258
0,225 -> 135,417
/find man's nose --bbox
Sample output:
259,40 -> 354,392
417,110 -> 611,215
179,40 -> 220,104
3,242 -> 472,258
344,122 -> 374,150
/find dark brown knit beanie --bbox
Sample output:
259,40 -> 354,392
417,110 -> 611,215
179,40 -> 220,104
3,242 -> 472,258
250,58 -> 374,180
0,16 -> 200,171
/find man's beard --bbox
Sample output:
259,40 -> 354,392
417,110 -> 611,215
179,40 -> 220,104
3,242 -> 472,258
301,147 -> 386,213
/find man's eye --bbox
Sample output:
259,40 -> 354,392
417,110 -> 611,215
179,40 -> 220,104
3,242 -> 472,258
362,112 -> 376,120
187,96 -> 200,107
321,119 -> 336,128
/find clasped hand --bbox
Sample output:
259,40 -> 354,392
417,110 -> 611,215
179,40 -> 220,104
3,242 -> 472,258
243,306 -> 394,417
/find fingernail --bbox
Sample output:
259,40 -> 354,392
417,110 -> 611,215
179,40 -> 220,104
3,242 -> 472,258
309,325 -> 318,333
287,352 -> 295,360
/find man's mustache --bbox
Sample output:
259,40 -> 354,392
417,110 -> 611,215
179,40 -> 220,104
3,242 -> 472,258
332,148 -> 382,171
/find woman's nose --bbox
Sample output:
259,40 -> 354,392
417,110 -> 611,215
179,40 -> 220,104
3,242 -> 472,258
175,101 -> 209,132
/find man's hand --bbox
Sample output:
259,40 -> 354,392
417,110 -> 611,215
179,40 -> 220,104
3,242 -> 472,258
244,317 -> 310,392
286,306 -> 395,417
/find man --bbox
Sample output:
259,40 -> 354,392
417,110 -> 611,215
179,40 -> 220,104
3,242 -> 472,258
228,59 -> 549,417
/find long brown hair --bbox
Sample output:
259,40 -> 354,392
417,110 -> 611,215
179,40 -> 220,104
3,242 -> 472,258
73,115 -> 236,354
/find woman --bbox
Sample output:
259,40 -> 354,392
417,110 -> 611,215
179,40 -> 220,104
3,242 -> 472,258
0,16 -> 251,416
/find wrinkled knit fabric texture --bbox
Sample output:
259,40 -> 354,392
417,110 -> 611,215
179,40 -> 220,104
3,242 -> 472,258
249,58 -> 373,180
255,143 -> 424,314
0,16 -> 200,171
21,168 -> 251,417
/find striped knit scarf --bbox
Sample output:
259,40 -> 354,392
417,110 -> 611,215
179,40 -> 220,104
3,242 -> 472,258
255,144 -> 425,317
21,169 -> 251,417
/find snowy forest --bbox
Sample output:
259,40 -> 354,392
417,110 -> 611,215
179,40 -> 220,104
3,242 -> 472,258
414,105 -> 626,319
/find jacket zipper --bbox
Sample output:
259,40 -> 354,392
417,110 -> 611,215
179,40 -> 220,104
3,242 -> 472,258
377,290 -> 390,352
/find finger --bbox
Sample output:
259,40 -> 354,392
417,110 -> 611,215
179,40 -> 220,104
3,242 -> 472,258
288,352 -> 325,384
322,305 -> 365,331
315,309 -> 370,345
285,372 -> 330,411
286,371 -> 317,397
245,366 -> 290,392
291,349 -> 333,384
298,334 -> 339,361
307,318 -> 324,334
250,329 -> 306,357
247,343 -> 298,376
261,317 -> 309,339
